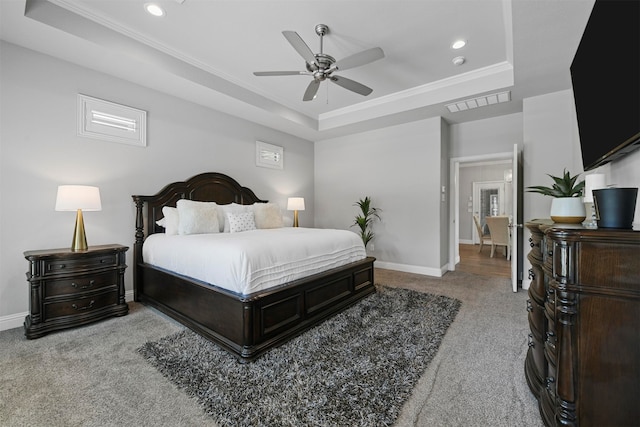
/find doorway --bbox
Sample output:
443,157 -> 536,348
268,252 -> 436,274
449,146 -> 523,291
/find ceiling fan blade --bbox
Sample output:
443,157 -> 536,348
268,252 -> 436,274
334,47 -> 385,71
282,31 -> 318,67
303,80 -> 321,101
253,71 -> 308,76
330,75 -> 373,96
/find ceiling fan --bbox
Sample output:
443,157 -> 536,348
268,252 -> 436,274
253,24 -> 385,101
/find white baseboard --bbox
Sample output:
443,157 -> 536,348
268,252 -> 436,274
0,311 -> 27,332
1,290 -> 137,332
375,261 -> 446,277
459,239 -> 474,245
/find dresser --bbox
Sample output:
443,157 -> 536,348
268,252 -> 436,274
525,221 -> 640,426
24,244 -> 129,339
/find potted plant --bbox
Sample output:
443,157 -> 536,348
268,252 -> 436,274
527,169 -> 586,223
352,196 -> 381,249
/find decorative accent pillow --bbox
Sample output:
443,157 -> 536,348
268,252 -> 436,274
156,206 -> 179,235
226,211 -> 256,233
253,203 -> 284,229
220,203 -> 250,232
176,200 -> 220,235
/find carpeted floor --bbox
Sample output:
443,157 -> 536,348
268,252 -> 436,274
0,268 -> 543,427
138,287 -> 461,427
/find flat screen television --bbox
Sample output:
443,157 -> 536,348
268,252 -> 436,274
570,0 -> 640,171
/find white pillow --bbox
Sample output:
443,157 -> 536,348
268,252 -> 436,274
226,211 -> 256,233
176,200 -> 220,235
253,203 -> 284,229
156,206 -> 179,235
220,203 -> 250,232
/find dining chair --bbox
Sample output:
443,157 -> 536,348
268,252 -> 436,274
485,216 -> 511,260
473,214 -> 491,253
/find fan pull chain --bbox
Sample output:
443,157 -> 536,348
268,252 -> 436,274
326,81 -> 329,104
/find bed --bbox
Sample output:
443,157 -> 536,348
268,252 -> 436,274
132,172 -> 375,362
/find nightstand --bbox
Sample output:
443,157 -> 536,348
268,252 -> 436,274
24,244 -> 129,339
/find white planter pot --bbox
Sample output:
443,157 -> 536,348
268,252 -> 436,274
550,197 -> 586,224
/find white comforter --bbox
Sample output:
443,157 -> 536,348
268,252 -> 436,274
142,227 -> 366,296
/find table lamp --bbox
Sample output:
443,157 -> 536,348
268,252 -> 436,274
55,185 -> 102,251
287,197 -> 305,227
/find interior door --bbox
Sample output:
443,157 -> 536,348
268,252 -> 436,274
510,144 -> 524,292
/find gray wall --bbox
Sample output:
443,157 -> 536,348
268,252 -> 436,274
0,42 -> 314,324
314,117 -> 448,276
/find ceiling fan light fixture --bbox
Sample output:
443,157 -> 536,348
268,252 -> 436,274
253,24 -> 384,101
144,3 -> 165,17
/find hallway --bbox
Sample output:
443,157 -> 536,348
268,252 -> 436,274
457,243 -> 510,278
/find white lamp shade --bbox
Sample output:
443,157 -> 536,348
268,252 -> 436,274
287,197 -> 305,211
55,185 -> 102,211
583,174 -> 606,203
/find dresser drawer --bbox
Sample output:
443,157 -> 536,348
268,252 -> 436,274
43,253 -> 118,276
43,291 -> 118,319
43,271 -> 118,299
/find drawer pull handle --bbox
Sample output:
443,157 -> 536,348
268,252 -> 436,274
528,268 -> 535,280
528,334 -> 535,348
71,280 -> 95,290
526,300 -> 534,312
545,377 -> 555,390
71,300 -> 95,311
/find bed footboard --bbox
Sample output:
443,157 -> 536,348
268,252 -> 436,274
136,257 -> 375,362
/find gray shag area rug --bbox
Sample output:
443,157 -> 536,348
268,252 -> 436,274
137,286 -> 461,427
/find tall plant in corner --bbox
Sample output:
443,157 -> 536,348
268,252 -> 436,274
352,196 -> 381,249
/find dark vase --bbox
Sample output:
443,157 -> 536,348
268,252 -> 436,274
593,188 -> 638,229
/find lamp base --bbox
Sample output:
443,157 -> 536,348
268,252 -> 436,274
71,209 -> 88,252
293,210 -> 299,227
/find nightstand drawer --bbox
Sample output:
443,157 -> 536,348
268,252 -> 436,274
43,253 -> 118,276
44,272 -> 118,299
44,291 -> 118,319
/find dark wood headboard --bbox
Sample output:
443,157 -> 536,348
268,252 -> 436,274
132,172 -> 267,238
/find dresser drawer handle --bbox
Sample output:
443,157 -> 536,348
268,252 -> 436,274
526,299 -> 534,312
529,237 -> 534,248
71,300 -> 95,311
528,268 -> 535,280
545,377 -> 555,390
546,331 -> 556,344
528,334 -> 535,348
71,280 -> 95,290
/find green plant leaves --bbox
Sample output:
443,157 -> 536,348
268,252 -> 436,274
526,169 -> 585,197
352,196 -> 381,248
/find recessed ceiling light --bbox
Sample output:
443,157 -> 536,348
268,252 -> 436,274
145,3 -> 165,17
452,40 -> 466,49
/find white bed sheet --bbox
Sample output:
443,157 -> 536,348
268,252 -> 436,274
142,227 -> 366,295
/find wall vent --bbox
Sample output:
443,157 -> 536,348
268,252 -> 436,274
256,141 -> 284,170
446,91 -> 511,113
77,94 -> 147,147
